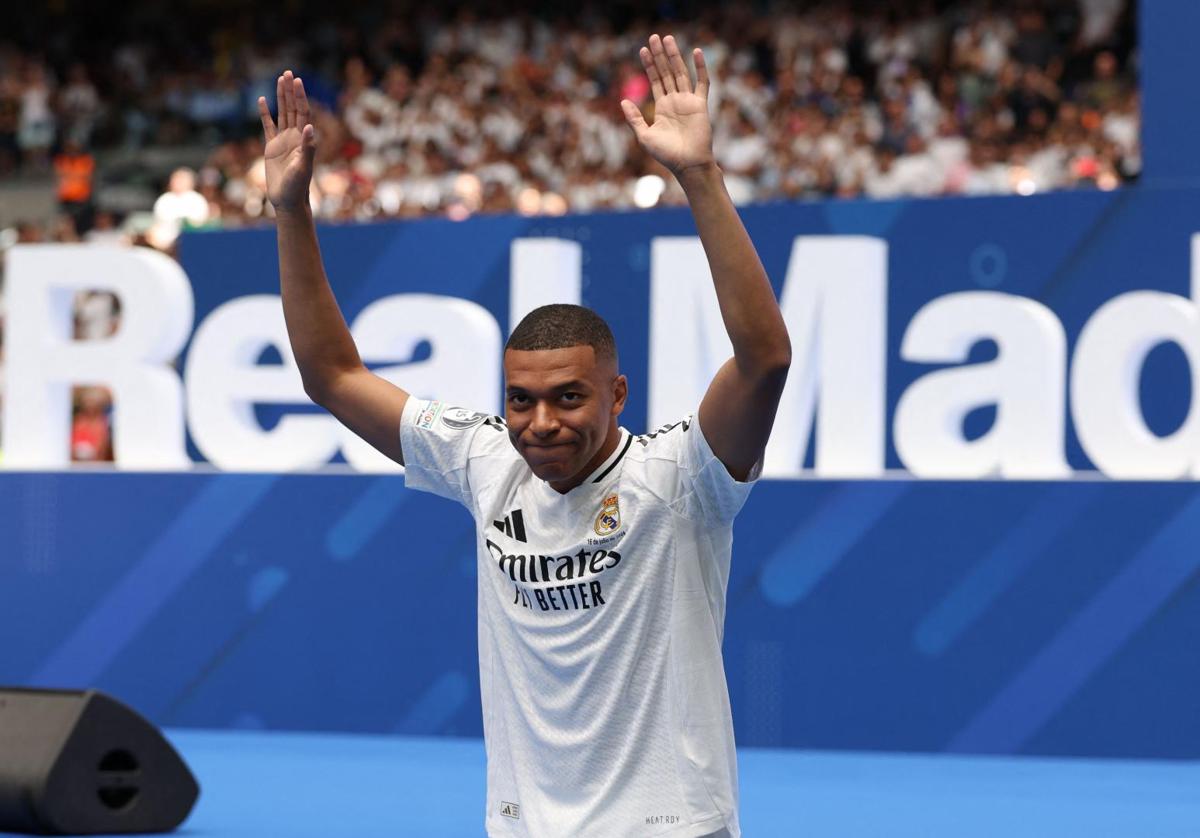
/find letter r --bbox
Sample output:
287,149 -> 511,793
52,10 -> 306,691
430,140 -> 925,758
3,244 -> 193,469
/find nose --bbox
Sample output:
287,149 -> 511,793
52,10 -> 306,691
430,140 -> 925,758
529,402 -> 560,438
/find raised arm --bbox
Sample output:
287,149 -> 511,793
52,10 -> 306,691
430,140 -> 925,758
621,35 -> 791,480
259,71 -> 409,464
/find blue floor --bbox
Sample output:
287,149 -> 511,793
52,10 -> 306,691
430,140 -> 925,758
11,730 -> 1199,837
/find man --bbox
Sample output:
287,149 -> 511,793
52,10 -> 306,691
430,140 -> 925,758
53,138 -> 95,234
259,33 -> 790,838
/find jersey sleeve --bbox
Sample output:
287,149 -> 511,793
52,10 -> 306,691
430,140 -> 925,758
399,398 -> 510,508
639,413 -> 761,525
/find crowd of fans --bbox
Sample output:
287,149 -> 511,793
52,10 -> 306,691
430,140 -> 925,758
0,0 -> 1137,461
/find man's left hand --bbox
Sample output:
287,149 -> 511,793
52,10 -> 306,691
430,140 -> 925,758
621,34 -> 715,179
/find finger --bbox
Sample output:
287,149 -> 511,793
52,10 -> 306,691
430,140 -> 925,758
282,70 -> 296,129
620,99 -> 648,140
257,96 -> 277,140
663,35 -> 692,94
276,75 -> 288,130
294,75 -> 311,129
302,124 -> 317,164
639,47 -> 666,100
694,48 -> 710,99
649,34 -> 676,94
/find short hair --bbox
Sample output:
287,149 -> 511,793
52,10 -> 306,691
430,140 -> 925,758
506,304 -> 617,365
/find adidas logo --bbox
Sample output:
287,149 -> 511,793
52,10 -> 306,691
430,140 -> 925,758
493,509 -> 527,543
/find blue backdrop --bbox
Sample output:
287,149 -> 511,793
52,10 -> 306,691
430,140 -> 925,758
3,471 -> 1199,758
3,0 -> 1199,761
178,185 -> 1199,468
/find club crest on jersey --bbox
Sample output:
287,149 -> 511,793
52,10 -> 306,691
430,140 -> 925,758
595,494 -> 621,536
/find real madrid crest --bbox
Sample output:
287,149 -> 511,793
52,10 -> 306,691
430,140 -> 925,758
594,494 -> 621,536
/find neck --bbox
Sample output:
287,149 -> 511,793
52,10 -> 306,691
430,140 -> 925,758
548,421 -> 622,494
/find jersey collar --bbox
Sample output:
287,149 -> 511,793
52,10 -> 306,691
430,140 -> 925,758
581,428 -> 632,487
540,428 -> 631,499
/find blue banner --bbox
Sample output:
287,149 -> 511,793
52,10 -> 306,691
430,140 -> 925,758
177,186 -> 1199,473
3,470 -> 1198,758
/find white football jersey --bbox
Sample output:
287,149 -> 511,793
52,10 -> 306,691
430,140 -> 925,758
400,398 -> 757,837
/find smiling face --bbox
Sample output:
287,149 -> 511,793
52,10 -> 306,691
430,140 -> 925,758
504,345 -> 628,493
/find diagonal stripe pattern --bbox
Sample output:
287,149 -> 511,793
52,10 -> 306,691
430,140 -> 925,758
31,475 -> 278,687
914,484 -> 1102,657
947,491 -> 1200,753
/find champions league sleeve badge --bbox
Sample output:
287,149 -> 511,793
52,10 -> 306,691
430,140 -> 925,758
440,406 -> 488,430
595,494 -> 621,536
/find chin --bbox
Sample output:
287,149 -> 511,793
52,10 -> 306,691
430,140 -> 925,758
529,461 -> 566,480
528,458 -> 576,482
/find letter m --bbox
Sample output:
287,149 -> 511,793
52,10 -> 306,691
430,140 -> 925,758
648,236 -> 887,478
498,553 -> 527,582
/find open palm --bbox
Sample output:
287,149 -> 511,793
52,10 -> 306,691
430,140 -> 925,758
258,70 -> 316,211
621,34 -> 714,177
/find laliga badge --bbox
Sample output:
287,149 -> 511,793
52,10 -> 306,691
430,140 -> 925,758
595,494 -> 621,536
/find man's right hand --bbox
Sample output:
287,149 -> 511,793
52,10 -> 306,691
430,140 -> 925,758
258,71 -> 315,212
263,68 -> 410,467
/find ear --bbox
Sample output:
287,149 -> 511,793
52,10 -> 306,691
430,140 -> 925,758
611,375 -> 628,417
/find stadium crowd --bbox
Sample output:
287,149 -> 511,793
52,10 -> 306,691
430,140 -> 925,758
0,0 -> 1137,460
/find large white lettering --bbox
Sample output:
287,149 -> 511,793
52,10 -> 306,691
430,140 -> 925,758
509,238 -> 581,333
894,291 -> 1069,478
766,236 -> 888,478
3,245 -> 192,469
342,294 -> 502,472
648,235 -> 887,478
647,237 -> 731,427
186,295 -> 340,471
8,233 -> 1200,480
1069,234 -> 1200,478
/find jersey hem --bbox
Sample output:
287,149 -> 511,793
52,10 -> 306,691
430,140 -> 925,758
484,813 -> 731,838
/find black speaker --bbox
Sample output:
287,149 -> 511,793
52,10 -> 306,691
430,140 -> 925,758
0,688 -> 199,834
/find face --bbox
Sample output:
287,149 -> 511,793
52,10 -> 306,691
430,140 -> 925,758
504,345 -> 627,491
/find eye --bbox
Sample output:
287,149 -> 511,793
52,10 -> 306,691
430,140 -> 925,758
561,392 -> 583,403
507,393 -> 530,407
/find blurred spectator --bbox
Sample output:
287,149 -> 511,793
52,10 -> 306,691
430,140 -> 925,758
1078,0 -> 1126,50
17,60 -> 55,170
0,73 -> 19,176
58,63 -> 100,147
152,167 -> 209,244
74,290 -> 120,341
83,210 -> 131,246
1081,51 -> 1124,111
70,386 -> 113,462
54,138 -> 95,233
